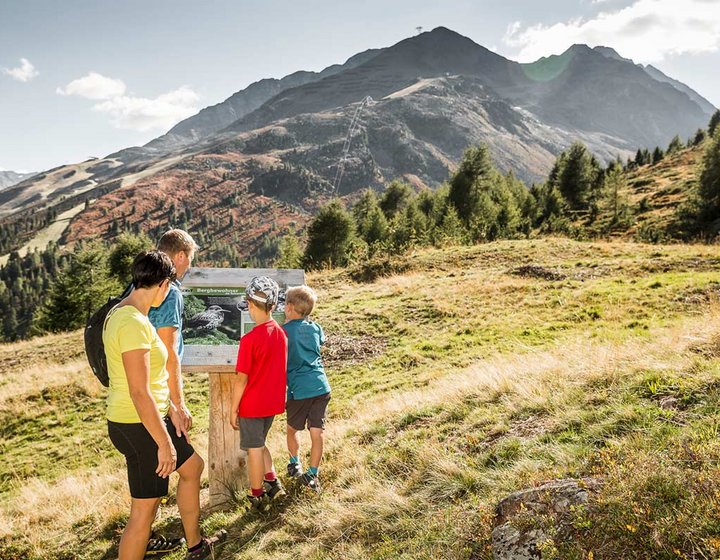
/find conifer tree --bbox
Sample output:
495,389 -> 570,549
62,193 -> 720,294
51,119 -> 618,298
38,244 -> 119,332
652,146 -> 665,164
556,142 -> 600,211
667,135 -> 684,154
709,109 -> 720,137
694,129 -> 707,146
275,234 -> 303,269
697,128 -> 720,226
448,144 -> 496,225
353,189 -> 389,246
379,181 -> 413,220
303,200 -> 355,269
108,232 -> 153,285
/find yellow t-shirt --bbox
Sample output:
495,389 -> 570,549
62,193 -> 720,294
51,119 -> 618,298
103,305 -> 170,423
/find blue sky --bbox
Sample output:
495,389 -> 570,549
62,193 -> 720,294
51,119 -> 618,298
1,0 -> 719,172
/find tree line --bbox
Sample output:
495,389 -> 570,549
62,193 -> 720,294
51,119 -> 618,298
295,109 -> 720,270
1,110 -> 719,341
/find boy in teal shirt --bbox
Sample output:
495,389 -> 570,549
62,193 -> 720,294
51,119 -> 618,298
283,285 -> 330,491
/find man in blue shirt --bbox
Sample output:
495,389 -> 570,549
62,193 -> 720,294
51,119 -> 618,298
150,229 -> 198,439
282,285 -> 330,491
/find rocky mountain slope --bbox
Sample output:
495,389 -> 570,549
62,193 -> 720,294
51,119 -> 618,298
0,170 -> 35,190
0,27 -> 714,260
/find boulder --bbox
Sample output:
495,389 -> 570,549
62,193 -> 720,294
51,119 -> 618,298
492,478 -> 602,560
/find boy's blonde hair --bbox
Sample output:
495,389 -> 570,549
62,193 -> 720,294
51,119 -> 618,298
158,229 -> 198,258
286,285 -> 317,317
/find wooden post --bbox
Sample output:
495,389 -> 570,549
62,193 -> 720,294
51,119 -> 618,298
207,370 -> 245,509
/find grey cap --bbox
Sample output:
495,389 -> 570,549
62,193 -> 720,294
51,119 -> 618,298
246,276 -> 279,307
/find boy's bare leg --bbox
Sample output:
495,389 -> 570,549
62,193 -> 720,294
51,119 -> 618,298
247,447 -> 265,490
287,426 -> 301,458
176,452 -> 204,548
119,497 -> 160,559
263,446 -> 275,474
308,428 -> 325,469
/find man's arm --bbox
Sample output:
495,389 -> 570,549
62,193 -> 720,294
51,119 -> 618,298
230,373 -> 248,430
157,326 -> 192,437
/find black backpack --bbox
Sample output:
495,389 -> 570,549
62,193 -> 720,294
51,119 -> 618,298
84,283 -> 133,387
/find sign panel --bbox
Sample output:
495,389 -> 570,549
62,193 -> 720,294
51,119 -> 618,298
180,268 -> 305,371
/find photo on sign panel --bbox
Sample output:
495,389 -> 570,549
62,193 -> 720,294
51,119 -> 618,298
181,286 -> 286,345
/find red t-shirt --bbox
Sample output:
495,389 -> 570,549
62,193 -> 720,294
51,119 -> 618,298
235,319 -> 288,418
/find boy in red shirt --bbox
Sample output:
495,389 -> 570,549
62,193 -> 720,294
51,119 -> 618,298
230,276 -> 288,510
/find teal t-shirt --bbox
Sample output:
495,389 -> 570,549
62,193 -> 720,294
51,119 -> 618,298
283,319 -> 330,400
148,280 -> 184,361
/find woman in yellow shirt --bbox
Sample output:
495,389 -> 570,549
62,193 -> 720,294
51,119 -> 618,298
104,251 -> 223,560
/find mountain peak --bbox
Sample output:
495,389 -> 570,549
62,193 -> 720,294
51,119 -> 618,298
593,46 -> 633,63
564,43 -> 595,56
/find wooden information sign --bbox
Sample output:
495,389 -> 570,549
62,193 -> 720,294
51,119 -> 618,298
180,267 -> 305,509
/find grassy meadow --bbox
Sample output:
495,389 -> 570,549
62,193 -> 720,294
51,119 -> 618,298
2,238 -> 720,559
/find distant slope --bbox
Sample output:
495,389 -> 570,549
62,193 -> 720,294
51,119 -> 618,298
593,46 -> 717,117
0,170 -> 36,190
141,48 -> 383,155
1,27 -> 715,259
518,44 -> 711,149
62,73 -> 645,258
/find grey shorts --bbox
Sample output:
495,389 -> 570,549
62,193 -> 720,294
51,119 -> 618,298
239,416 -> 274,450
286,392 -> 331,431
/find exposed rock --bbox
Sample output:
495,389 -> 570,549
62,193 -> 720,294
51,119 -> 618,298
659,396 -> 679,410
510,265 -> 566,281
492,478 -> 602,560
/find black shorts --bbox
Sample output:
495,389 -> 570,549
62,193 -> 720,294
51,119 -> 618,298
239,416 -> 275,450
108,416 -> 195,499
286,392 -> 331,431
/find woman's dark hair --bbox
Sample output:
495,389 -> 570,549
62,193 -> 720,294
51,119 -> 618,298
132,250 -> 176,289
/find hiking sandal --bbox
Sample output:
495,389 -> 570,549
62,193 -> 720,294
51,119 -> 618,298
145,532 -> 186,557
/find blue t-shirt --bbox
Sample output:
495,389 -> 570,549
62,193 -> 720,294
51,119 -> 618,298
283,319 -> 330,400
148,280 -> 184,361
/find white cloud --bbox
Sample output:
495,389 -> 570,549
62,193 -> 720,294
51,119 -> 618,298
504,0 -> 720,63
57,72 -> 200,132
56,72 -> 127,100
92,86 -> 200,132
2,58 -> 39,82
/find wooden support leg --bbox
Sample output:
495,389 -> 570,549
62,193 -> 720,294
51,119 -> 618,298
208,372 -> 247,510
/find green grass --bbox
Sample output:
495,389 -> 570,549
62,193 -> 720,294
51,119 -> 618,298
3,238 -> 720,559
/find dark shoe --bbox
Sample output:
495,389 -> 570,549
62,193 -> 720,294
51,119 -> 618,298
247,492 -> 271,512
287,461 -> 302,478
263,478 -> 286,500
300,472 -> 320,492
145,533 -> 185,557
185,530 -> 227,560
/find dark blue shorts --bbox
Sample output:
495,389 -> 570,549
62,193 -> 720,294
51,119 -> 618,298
286,392 -> 331,431
108,416 -> 195,499
239,416 -> 275,450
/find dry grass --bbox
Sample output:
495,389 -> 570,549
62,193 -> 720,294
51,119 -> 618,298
3,238 -> 720,559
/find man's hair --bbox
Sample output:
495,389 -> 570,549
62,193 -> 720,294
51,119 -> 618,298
285,285 -> 317,317
132,250 -> 176,289
158,229 -> 198,258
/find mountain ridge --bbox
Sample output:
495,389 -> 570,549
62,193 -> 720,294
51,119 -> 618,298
0,27 -> 715,260
0,170 -> 36,191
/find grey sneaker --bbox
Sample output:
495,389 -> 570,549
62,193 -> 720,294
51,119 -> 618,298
185,530 -> 227,560
247,493 -> 271,512
287,461 -> 302,478
263,478 -> 286,500
300,472 -> 320,492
